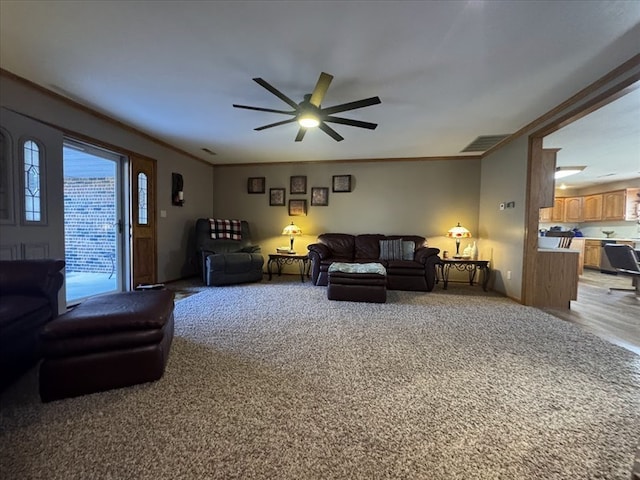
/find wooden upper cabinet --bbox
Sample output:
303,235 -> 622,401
539,207 -> 552,223
602,190 -> 626,221
564,196 -> 583,223
551,197 -> 565,222
583,194 -> 603,221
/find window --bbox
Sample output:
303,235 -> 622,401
137,172 -> 148,225
23,139 -> 42,222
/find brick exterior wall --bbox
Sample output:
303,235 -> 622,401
64,177 -> 116,273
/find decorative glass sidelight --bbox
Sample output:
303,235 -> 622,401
23,139 -> 41,222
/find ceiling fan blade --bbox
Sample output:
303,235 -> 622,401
319,122 -> 344,142
321,96 -> 382,115
323,116 -> 378,130
253,78 -> 299,109
309,72 -> 333,107
233,104 -> 296,115
254,118 -> 298,131
294,128 -> 307,142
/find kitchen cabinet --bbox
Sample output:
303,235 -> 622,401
583,194 -> 603,221
569,238 -> 584,275
551,197 -> 565,222
584,240 -> 601,269
539,207 -> 552,222
564,196 -> 583,223
539,197 -> 564,223
602,190 -> 626,221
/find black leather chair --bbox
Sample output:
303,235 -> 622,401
544,230 -> 575,248
195,218 -> 264,286
603,244 -> 640,295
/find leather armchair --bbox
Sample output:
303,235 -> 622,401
195,219 -> 264,286
0,259 -> 65,390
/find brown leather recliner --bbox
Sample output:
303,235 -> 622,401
308,233 -> 440,291
0,259 -> 65,391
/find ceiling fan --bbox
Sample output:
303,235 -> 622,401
233,72 -> 381,142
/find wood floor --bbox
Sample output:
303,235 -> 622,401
544,269 -> 640,356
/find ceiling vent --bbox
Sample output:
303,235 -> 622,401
201,148 -> 217,156
461,134 -> 511,153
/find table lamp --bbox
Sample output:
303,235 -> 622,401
447,222 -> 471,257
282,222 -> 302,252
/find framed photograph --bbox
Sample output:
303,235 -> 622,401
332,174 -> 352,192
311,187 -> 329,206
269,188 -> 286,206
290,175 -> 307,194
288,199 -> 307,216
247,177 -> 265,194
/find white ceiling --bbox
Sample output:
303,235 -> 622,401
1,0 -> 639,186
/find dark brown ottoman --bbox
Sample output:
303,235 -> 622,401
328,262 -> 387,303
39,290 -> 175,402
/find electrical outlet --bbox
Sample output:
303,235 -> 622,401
507,270 -> 511,280
499,202 -> 505,211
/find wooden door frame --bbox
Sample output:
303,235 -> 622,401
522,75 -> 640,305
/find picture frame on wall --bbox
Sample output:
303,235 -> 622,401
290,175 -> 307,194
311,187 -> 329,206
288,199 -> 307,216
269,188 -> 286,206
247,177 -> 265,194
332,174 -> 352,192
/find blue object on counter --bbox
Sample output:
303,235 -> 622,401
572,227 -> 583,237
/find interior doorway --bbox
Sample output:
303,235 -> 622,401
63,139 -> 127,303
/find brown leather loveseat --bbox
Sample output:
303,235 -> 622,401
307,234 -> 440,291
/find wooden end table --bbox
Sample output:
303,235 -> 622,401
438,258 -> 490,291
267,253 -> 310,283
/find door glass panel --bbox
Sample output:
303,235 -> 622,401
64,141 -> 123,303
23,139 -> 41,222
137,172 -> 148,225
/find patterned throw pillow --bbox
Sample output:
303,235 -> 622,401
402,241 -> 415,260
379,239 -> 403,260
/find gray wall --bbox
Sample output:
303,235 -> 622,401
212,159 -> 481,273
0,73 -> 215,282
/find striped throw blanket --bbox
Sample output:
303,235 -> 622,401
209,219 -> 242,240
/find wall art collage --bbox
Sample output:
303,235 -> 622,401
247,175 -> 352,216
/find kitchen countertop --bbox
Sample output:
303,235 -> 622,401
578,237 -> 640,242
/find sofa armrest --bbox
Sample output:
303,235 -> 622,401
414,247 -> 440,264
0,259 -> 65,314
308,243 -> 331,260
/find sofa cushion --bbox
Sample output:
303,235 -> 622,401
379,239 -> 403,260
318,234 -> 355,260
402,241 -> 415,260
0,295 -> 50,329
354,234 -> 385,259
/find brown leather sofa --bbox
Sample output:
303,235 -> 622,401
307,234 -> 441,291
0,259 -> 65,391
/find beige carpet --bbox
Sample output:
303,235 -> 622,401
1,277 -> 639,479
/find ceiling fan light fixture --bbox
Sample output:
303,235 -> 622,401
298,113 -> 320,128
555,166 -> 586,179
